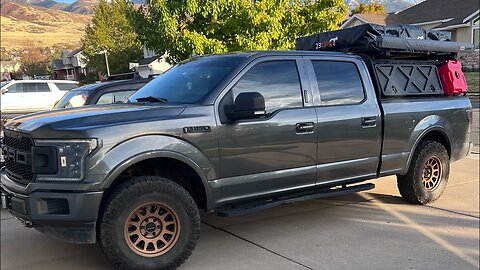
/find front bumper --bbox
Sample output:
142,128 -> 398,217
1,172 -> 103,244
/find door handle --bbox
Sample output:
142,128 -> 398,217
296,122 -> 315,134
361,117 -> 377,128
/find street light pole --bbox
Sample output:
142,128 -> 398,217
103,50 -> 110,77
96,50 -> 110,77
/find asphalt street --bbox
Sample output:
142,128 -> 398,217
1,154 -> 479,270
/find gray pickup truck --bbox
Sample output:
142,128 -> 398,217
1,51 -> 472,270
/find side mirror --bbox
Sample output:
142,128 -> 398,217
225,92 -> 266,121
1,88 -> 8,94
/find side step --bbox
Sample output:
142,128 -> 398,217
216,183 -> 375,217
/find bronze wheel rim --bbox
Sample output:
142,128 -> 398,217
422,156 -> 442,191
124,202 -> 181,257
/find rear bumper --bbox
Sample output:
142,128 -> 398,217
1,172 -> 103,244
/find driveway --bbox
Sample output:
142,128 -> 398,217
1,155 -> 478,270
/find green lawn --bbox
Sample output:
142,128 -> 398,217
465,72 -> 479,93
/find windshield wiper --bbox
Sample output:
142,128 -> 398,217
136,96 -> 168,103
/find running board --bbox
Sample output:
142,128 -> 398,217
216,183 -> 375,217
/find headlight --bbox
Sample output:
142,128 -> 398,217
33,139 -> 99,181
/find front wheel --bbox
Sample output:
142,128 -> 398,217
99,176 -> 200,270
397,140 -> 450,204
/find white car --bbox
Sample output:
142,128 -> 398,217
1,80 -> 78,113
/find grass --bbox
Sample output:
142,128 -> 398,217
465,72 -> 479,93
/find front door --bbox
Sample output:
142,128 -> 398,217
305,57 -> 382,185
217,57 -> 317,203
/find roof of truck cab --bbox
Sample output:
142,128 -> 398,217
197,50 -> 348,57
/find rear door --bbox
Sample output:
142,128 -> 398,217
216,56 -> 318,202
305,56 -> 382,185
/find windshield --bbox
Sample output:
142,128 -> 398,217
54,90 -> 92,109
128,55 -> 246,104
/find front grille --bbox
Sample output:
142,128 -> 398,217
3,130 -> 34,184
3,133 -> 32,151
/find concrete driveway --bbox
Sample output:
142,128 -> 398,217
1,155 -> 479,270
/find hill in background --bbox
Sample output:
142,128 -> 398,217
345,0 -> 421,13
0,0 -> 91,50
5,0 -> 422,15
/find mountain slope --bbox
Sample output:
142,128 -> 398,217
63,0 -> 98,14
344,0 -> 423,13
0,1 -> 91,49
6,0 -> 67,10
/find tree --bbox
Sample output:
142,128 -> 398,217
20,48 -> 51,77
351,3 -> 385,15
83,0 -> 143,75
133,0 -> 348,63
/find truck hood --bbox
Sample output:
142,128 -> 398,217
5,104 -> 186,133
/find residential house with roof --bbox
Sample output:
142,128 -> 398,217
129,46 -> 171,78
341,0 -> 479,49
52,48 -> 87,81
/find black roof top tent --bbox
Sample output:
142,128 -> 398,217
295,24 -> 475,60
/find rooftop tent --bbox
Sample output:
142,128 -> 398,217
295,24 -> 475,59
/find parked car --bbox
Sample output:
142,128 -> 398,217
53,78 -> 152,109
0,80 -> 78,114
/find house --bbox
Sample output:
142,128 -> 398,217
129,46 -> 171,78
1,61 -> 21,80
52,48 -> 87,81
341,0 -> 479,48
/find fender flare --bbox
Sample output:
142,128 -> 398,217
402,126 -> 451,175
93,135 -> 219,210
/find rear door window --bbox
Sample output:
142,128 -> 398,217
55,83 -> 78,91
23,83 -> 50,93
231,60 -> 303,115
311,61 -> 365,106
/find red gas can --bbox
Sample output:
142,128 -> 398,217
438,60 -> 468,96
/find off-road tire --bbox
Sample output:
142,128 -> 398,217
397,140 -> 450,204
99,176 -> 200,270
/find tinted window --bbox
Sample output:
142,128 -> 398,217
55,83 -> 78,91
6,83 -> 23,93
96,90 -> 136,105
311,61 -> 364,106
129,55 -> 246,104
232,61 -> 303,114
23,83 -> 50,93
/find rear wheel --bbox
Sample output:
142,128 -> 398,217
99,176 -> 200,270
397,140 -> 450,204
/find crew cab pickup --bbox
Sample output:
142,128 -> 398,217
1,51 -> 472,270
